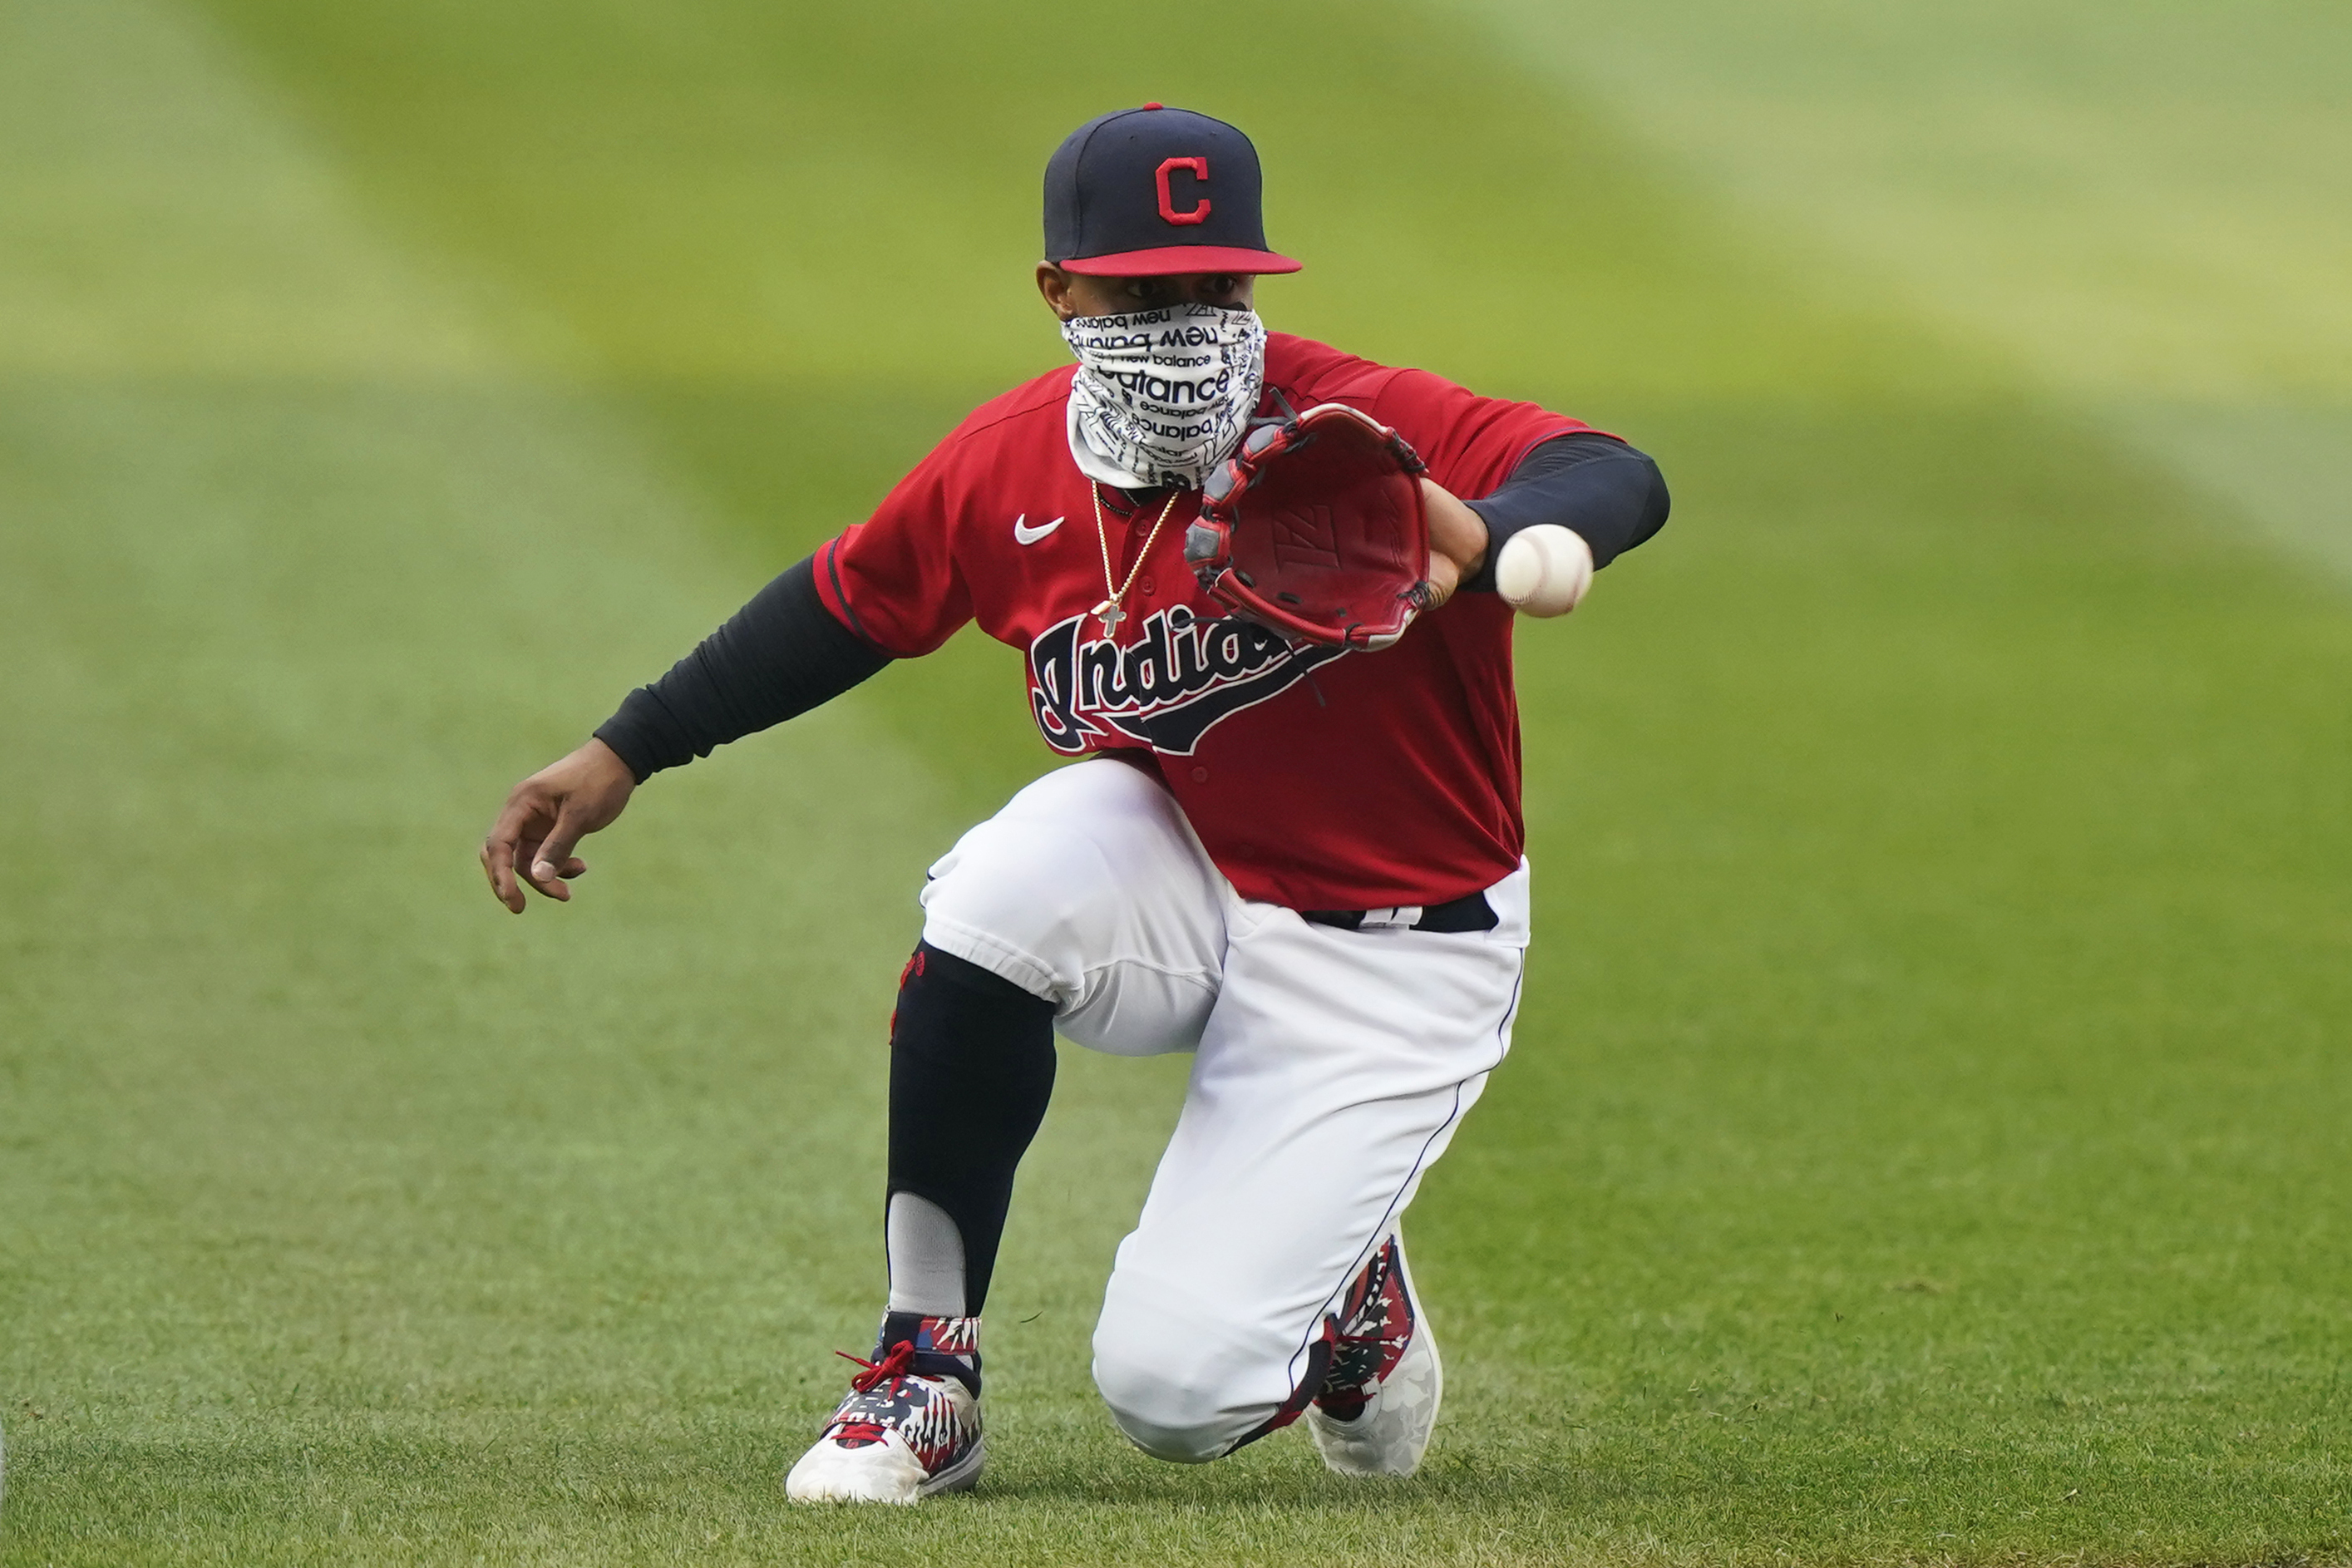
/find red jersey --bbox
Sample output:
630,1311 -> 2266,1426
811,333 -> 1587,910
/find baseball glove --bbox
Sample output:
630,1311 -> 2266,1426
1183,402 -> 1433,651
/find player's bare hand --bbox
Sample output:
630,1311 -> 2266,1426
1421,478 -> 1488,609
480,738 -> 637,913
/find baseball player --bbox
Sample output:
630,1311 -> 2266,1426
481,105 -> 1668,1502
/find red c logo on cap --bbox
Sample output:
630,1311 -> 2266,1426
1156,157 -> 1211,225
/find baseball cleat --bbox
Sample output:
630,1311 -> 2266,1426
1305,1234 -> 1442,1477
786,1314 -> 984,1504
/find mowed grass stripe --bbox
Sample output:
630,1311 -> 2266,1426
0,0 -> 504,379
1447,0 -> 2352,402
1448,0 -> 2352,580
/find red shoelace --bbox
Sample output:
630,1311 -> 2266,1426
835,1339 -> 918,1393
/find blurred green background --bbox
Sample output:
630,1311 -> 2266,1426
2,1 -> 2346,1562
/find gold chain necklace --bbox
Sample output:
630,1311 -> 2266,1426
1088,483 -> 1181,639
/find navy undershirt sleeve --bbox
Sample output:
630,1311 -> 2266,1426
592,554 -> 893,782
1461,432 -> 1670,593
593,432 -> 1667,781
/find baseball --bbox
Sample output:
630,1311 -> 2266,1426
1493,523 -> 1593,617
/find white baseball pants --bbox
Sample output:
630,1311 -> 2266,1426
919,757 -> 1529,1462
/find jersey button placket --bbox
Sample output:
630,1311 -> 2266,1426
1190,766 -> 1209,784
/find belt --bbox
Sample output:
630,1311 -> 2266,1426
1300,890 -> 1498,934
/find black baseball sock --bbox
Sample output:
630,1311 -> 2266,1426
885,941 -> 1058,1319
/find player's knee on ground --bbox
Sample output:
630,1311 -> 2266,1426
1091,1294 -> 1294,1464
1092,1335 -> 1240,1464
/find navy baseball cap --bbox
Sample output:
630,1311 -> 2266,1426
1043,105 -> 1302,277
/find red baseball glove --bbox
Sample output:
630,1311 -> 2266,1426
1183,403 -> 1433,651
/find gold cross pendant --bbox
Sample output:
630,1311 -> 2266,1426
1092,599 -> 1126,637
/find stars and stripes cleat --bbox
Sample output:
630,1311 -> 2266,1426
1304,1234 -> 1443,1477
786,1314 -> 984,1503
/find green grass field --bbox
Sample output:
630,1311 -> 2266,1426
2,0 -> 2348,1562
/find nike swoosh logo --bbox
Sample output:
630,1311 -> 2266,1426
1013,513 -> 1064,545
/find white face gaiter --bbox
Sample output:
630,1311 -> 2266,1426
1062,303 -> 1267,491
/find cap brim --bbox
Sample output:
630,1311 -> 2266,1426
1059,244 -> 1303,277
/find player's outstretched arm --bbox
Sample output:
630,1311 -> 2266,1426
480,738 -> 636,913
1419,432 -> 1669,614
1421,478 -> 1490,609
1462,433 -> 1670,602
478,555 -> 898,913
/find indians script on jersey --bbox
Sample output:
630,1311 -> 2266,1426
1028,603 -> 1348,756
811,333 -> 1593,905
